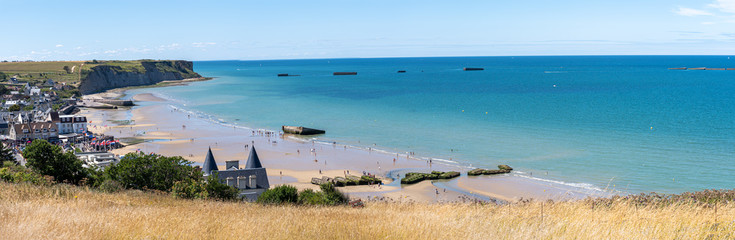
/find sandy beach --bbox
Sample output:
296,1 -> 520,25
81,90 -> 606,203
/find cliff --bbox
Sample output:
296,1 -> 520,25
78,60 -> 202,94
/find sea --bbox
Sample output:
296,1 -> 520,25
127,56 -> 735,195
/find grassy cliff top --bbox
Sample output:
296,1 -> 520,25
0,60 -> 196,86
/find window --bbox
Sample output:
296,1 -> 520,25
249,175 -> 257,188
237,176 -> 247,189
226,177 -> 235,187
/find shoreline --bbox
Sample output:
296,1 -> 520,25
81,86 -> 610,203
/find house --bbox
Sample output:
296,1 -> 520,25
50,112 -> 87,134
44,79 -> 55,87
202,146 -> 270,201
30,86 -> 41,96
9,122 -> 58,141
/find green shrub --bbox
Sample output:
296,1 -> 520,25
171,174 -> 238,201
257,185 -> 298,204
297,189 -> 325,205
204,174 -> 238,201
98,179 -> 124,193
0,164 -> 52,185
320,183 -> 348,205
172,178 -> 206,199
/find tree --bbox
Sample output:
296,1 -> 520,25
23,139 -> 87,184
8,104 -> 20,112
63,66 -> 71,74
0,85 -> 8,95
105,152 -> 196,191
0,142 -> 16,165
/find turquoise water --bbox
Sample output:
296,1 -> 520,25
130,56 -> 735,194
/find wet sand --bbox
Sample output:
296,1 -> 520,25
81,90 -> 602,203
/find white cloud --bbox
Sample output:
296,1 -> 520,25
157,43 -> 181,51
709,0 -> 735,13
192,42 -> 216,48
55,44 -> 64,48
675,7 -> 713,16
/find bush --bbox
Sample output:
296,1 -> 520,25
171,173 -> 238,201
0,164 -> 52,185
298,189 -> 325,205
203,174 -> 239,201
257,185 -> 298,204
172,178 -> 206,199
98,179 -> 124,193
320,183 -> 348,205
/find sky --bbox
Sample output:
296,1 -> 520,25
1,0 -> 735,61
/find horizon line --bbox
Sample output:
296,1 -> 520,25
6,54 -> 735,63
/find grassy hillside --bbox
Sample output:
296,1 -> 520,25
0,60 -> 200,88
0,61 -> 84,85
0,182 -> 732,239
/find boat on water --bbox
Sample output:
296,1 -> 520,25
282,126 -> 326,135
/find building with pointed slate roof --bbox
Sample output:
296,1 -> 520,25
201,146 -> 270,201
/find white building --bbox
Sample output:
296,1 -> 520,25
50,112 -> 88,134
76,152 -> 119,169
30,86 -> 41,96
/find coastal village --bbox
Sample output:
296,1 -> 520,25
0,60 -> 283,200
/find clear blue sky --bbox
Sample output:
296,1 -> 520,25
1,0 -> 735,61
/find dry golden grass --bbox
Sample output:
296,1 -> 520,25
1,182 -> 733,240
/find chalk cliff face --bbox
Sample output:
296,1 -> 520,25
78,60 -> 202,94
